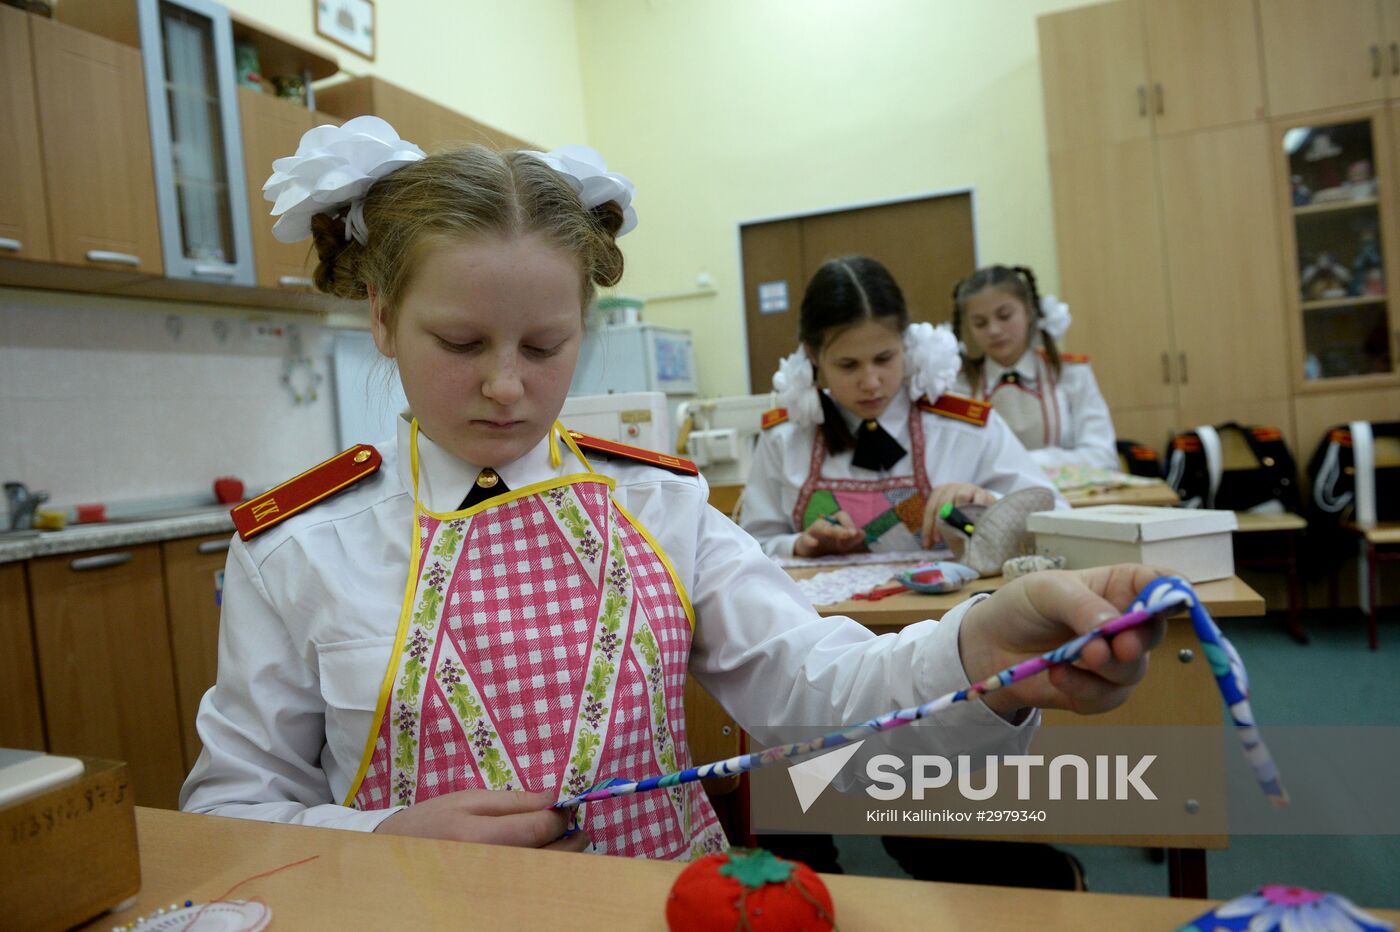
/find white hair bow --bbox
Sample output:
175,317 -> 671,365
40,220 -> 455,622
772,347 -> 824,427
1038,294 -> 1072,341
522,145 -> 637,237
904,322 -> 961,401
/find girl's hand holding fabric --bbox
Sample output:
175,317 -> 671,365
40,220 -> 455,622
957,565 -> 1168,718
920,483 -> 996,547
793,510 -> 866,557
373,788 -> 590,851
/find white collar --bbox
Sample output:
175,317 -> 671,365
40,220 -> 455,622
394,413 -> 570,512
832,388 -> 912,434
983,348 -> 1040,387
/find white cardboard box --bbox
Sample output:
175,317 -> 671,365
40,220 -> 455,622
1026,506 -> 1238,582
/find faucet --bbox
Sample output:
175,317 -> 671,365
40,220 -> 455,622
4,482 -> 49,531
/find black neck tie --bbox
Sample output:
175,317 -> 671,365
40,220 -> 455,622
457,468 -> 509,510
851,419 -> 907,472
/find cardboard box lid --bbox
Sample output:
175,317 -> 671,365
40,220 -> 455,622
1026,505 -> 1237,542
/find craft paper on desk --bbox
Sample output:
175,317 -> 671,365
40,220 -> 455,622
1043,464 -> 1161,493
1177,885 -> 1393,931
774,548 -> 950,569
793,565 -> 912,605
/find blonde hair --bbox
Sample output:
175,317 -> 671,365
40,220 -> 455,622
310,145 -> 624,330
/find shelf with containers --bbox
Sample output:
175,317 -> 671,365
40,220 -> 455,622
1276,107 -> 1400,388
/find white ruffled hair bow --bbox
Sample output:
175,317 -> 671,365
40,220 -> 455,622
904,322 -> 961,401
1038,293 -> 1072,341
264,116 -> 426,245
772,348 -> 824,427
522,144 -> 637,237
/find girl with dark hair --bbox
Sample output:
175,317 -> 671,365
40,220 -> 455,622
952,265 -> 1117,471
743,256 -> 1063,559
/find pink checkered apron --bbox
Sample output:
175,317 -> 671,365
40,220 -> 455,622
792,402 -> 933,553
347,423 -> 726,859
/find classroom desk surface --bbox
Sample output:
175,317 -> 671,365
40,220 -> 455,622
89,808 -> 1400,931
1063,480 -> 1181,508
786,569 -> 1266,631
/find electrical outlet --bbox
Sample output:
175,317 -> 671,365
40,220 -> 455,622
245,320 -> 288,348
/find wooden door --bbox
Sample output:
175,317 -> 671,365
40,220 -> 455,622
1259,0 -> 1388,116
162,534 -> 231,771
28,15 -> 162,274
1048,138 -> 1175,416
239,88 -> 317,290
0,562 -> 45,751
0,6 -> 51,262
1038,0 -> 1150,154
1158,123 -> 1293,430
29,544 -> 186,809
739,194 -> 976,394
1144,0 -> 1264,136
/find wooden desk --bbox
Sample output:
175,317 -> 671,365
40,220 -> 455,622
787,569 -> 1265,632
707,482 -> 744,516
1063,481 -> 1181,508
87,809 -> 1400,931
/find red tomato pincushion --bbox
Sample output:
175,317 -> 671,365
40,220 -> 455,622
666,848 -> 835,931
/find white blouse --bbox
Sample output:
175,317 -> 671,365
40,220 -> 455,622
955,349 -> 1118,472
741,391 -> 1067,558
180,414 -> 1038,832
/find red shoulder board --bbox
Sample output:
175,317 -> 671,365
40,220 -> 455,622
917,393 -> 990,426
1329,428 -> 1352,446
1059,352 -> 1090,364
1172,435 -> 1202,452
231,443 -> 382,541
568,431 -> 699,476
761,407 -> 789,430
1250,426 -> 1283,442
1129,445 -> 1159,461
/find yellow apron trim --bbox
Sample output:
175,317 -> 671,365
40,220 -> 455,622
613,500 -> 696,633
549,426 -> 562,468
342,419 -> 609,805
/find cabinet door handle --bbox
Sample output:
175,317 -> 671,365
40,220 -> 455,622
70,552 -> 133,572
1373,45 -> 1382,78
85,250 -> 141,267
1154,82 -> 1164,114
0,238 -> 21,253
197,539 -> 231,554
1178,352 -> 1189,384
192,264 -> 236,280
1161,351 -> 1171,384
277,275 -> 314,288
1137,84 -> 1148,117
1391,42 -> 1398,76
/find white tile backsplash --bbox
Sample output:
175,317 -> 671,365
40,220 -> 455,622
0,294 -> 340,512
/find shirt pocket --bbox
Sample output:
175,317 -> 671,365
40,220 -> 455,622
316,637 -> 395,776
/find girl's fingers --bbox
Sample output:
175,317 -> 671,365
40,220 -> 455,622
1046,663 -> 1133,714
466,808 -> 573,848
544,831 -> 592,853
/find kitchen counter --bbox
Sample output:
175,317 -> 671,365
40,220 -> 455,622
0,506 -> 235,564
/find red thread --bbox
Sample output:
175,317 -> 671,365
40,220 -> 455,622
185,853 -> 320,930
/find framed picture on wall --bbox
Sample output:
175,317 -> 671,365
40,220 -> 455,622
315,0 -> 375,61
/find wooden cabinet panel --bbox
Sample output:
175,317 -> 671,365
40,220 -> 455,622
161,535 -> 229,772
28,544 -> 185,809
1158,123 -> 1292,417
28,15 -> 162,275
315,76 -> 534,154
1294,386 -> 1400,456
238,88 -> 316,291
0,562 -> 45,751
1048,139 -> 1175,411
1144,0 -> 1264,135
1108,405 -> 1179,452
0,6 -> 51,262
1038,0 -> 1150,154
1388,1 -> 1400,98
1260,0 -> 1387,116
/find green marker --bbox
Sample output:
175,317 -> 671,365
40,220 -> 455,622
939,502 -> 976,536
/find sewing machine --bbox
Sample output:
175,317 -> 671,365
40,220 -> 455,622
674,393 -> 775,487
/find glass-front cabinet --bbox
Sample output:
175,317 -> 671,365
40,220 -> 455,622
1277,108 -> 1400,388
138,0 -> 254,286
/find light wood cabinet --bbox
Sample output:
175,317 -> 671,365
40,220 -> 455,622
28,544 -> 186,809
315,76 -> 537,154
1259,0 -> 1390,116
1038,0 -> 1262,154
1388,1 -> 1400,96
28,15 -> 162,276
161,534 -> 230,772
238,88 -> 317,292
0,562 -> 45,751
1048,138 -> 1175,414
0,5 -> 51,262
1157,123 -> 1293,435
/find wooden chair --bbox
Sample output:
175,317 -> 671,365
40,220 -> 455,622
684,676 -> 749,844
1327,434 -> 1400,650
